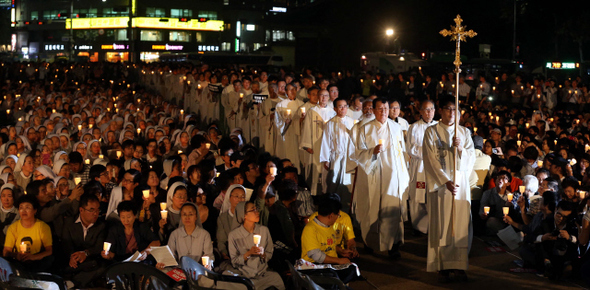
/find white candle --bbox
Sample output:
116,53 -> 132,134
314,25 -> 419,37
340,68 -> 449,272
160,202 -> 167,211
20,242 -> 27,253
78,124 -> 82,131
301,107 -> 306,114
161,210 -> 168,220
517,140 -> 521,146
378,139 -> 384,145
198,84 -> 202,89
554,140 -> 557,145
85,159 -> 90,165
507,193 -> 513,202
580,191 -> 587,199
253,234 -> 262,246
570,159 -> 577,166
103,242 -> 111,253
586,144 -> 590,152
206,143 -> 211,149
240,93 -> 244,98
137,128 -> 141,134
99,154 -> 104,159
537,160 -> 543,167
52,109 -> 56,113
525,122 -> 529,128
484,206 -> 490,215
116,151 -> 122,158
142,189 -> 150,199
178,150 -> 183,154
519,185 -> 525,193
503,207 -> 509,216
74,177 -> 82,185
201,256 -> 210,267
269,167 -> 277,176
286,109 -> 291,116
216,172 -> 220,178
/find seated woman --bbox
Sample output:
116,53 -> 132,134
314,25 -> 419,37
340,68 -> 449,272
159,182 -> 188,243
228,201 -> 285,290
2,194 -> 53,272
101,201 -> 160,262
217,184 -> 247,270
0,184 -> 19,246
105,169 -> 142,221
159,202 -> 213,269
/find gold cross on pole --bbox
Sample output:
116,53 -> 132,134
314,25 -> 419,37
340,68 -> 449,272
439,14 -> 476,239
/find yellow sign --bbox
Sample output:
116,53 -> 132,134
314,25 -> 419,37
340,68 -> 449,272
66,17 -> 224,31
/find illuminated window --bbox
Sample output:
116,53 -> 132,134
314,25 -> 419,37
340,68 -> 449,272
221,42 -> 231,51
272,30 -> 285,41
246,24 -> 256,31
103,8 -> 128,16
253,43 -> 262,50
171,9 -> 191,18
195,32 -> 203,43
140,30 -> 162,41
31,11 -> 38,20
198,11 -> 217,20
115,29 -> 128,41
169,31 -> 190,42
287,31 -> 295,41
146,8 -> 166,17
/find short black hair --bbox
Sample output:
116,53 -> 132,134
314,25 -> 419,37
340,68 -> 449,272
542,191 -> 557,213
494,170 -> 512,183
317,194 -> 341,216
89,164 -> 107,181
69,151 -> 83,164
117,200 -> 138,215
16,194 -> 40,211
125,169 -> 142,184
333,97 -> 348,109
26,180 -> 45,197
556,200 -> 576,217
372,97 -> 388,109
79,193 -> 100,208
122,140 -> 135,150
561,176 -> 579,192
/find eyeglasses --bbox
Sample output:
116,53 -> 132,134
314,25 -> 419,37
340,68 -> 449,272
83,207 -> 100,214
246,207 -> 259,213
122,179 -> 134,184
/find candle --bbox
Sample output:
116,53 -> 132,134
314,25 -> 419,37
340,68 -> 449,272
474,127 -> 478,133
178,150 -> 183,154
74,177 -> 82,185
142,189 -> 150,199
517,140 -> 521,146
507,193 -> 513,202
373,80 -> 376,84
301,107 -> 306,114
52,109 -> 56,113
461,110 -> 465,115
286,109 -> 291,116
85,159 -> 90,165
89,124 -> 93,129
492,86 -> 496,91
519,185 -> 525,193
511,90 -> 515,94
495,116 -> 499,122
270,167 -> 277,176
253,234 -> 262,246
484,206 -> 490,215
525,122 -> 529,128
554,140 -> 557,145
503,207 -> 509,216
202,256 -> 210,267
103,242 -> 111,254
216,172 -> 220,178
116,151 -> 122,158
137,128 -> 141,134
378,139 -> 384,145
20,242 -> 27,253
198,84 -> 201,89
570,159 -> 577,166
240,93 -> 244,98
537,160 -> 543,167
206,143 -> 211,149
586,144 -> 590,152
78,124 -> 82,131
580,191 -> 587,199
161,210 -> 168,220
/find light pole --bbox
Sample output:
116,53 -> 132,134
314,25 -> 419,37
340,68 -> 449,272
385,29 -> 394,53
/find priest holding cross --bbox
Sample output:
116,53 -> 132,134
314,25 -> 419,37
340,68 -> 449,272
423,15 -> 476,282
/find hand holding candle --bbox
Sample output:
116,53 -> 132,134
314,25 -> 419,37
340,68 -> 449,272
160,202 -> 167,211
503,206 -> 509,216
143,189 -> 150,199
103,242 -> 111,255
20,242 -> 27,253
202,256 -> 210,268
161,210 -> 168,220
484,206 -> 490,215
507,193 -> 513,202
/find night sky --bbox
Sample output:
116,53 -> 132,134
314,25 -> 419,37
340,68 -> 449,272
285,0 -> 588,70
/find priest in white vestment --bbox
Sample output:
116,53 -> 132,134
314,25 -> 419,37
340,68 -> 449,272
423,97 -> 475,281
355,98 -> 410,258
260,83 -> 284,155
275,84 -> 304,172
320,97 -> 354,205
300,89 -> 335,195
222,80 -> 243,133
406,100 -> 438,234
349,100 -> 375,221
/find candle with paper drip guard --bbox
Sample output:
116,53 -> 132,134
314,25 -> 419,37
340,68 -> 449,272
300,107 -> 306,115
503,207 -> 510,216
269,167 -> 277,176
78,124 -> 82,131
178,150 -> 183,155
286,109 -> 291,117
570,159 -> 577,166
142,189 -> 150,199
253,234 -> 261,246
507,193 -> 514,202
202,256 -> 210,267
580,191 -> 587,199
379,139 -> 384,145
206,143 -> 211,149
116,151 -> 122,158
519,185 -> 525,194
103,242 -> 111,255
137,128 -> 141,134
74,177 -> 82,185
517,140 -> 521,147
484,206 -> 490,215
537,160 -> 543,167
161,210 -> 168,220
160,202 -> 167,211
99,154 -> 104,159
85,159 -> 90,165
240,93 -> 244,99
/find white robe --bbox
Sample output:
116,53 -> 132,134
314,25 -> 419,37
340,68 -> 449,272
320,115 -> 354,204
275,98 -> 304,172
260,97 -> 284,155
223,90 -> 242,131
356,119 -> 410,251
346,109 -> 363,121
423,122 -> 475,272
349,115 -> 375,217
406,119 -> 438,234
300,106 -> 335,195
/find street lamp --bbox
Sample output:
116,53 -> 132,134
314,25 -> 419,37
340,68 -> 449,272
385,29 -> 394,53
386,29 -> 394,36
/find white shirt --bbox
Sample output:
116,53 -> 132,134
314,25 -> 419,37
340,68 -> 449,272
75,216 -> 95,240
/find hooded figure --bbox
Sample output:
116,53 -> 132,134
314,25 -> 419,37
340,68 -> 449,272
34,165 -> 56,180
0,184 -> 19,235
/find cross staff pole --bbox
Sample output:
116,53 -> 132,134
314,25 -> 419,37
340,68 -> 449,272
440,15 -> 476,237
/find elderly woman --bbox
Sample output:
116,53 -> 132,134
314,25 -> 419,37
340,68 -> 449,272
2,194 -> 53,272
228,201 -> 284,289
158,202 -> 213,269
101,201 -> 160,262
0,184 -> 19,246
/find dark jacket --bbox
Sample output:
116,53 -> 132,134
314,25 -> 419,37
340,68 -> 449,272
105,220 -> 158,262
61,215 -> 107,260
